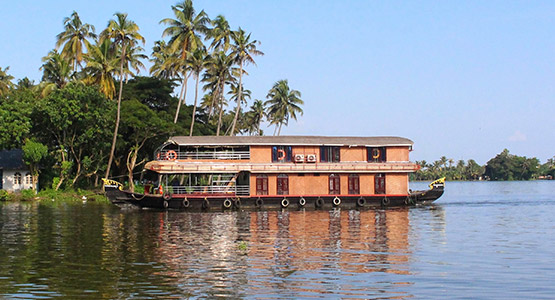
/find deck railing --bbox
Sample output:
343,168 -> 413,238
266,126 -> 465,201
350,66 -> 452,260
162,185 -> 250,196
157,150 -> 250,161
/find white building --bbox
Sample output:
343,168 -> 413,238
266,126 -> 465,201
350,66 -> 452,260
0,149 -> 36,192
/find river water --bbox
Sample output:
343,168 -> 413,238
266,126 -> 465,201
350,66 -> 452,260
0,181 -> 554,299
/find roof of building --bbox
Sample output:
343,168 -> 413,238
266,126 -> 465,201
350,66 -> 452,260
168,136 -> 414,147
0,149 -> 27,170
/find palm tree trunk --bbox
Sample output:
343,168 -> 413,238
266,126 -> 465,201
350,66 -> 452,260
229,60 -> 243,136
189,73 -> 200,136
216,80 -> 225,136
174,71 -> 189,123
105,44 -> 126,179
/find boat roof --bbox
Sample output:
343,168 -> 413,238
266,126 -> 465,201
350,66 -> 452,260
168,136 -> 414,147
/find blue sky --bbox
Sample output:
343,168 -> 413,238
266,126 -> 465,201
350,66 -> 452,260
1,1 -> 554,164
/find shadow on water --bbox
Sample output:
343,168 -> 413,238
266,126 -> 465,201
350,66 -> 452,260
0,201 -> 447,299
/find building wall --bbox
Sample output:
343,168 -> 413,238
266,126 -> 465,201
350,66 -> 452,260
387,147 -> 409,162
250,146 -> 271,163
340,147 -> 367,162
385,173 -> 408,194
2,169 -> 36,192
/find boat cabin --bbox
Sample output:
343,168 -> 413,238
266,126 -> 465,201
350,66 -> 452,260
144,136 -> 418,199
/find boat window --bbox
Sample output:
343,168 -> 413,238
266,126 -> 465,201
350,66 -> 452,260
277,174 -> 289,195
329,174 -> 340,195
320,146 -> 340,162
256,175 -> 268,195
272,146 -> 292,163
367,147 -> 386,162
348,174 -> 360,195
374,173 -> 386,194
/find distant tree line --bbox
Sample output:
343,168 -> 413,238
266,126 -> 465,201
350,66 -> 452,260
0,1 -> 304,191
412,150 -> 555,181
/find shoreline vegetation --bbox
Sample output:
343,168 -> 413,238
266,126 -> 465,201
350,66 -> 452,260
1,1 -> 553,201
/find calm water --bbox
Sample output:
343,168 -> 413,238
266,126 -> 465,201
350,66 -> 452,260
1,181 -> 554,299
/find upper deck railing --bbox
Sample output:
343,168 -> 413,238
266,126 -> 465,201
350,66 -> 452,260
157,150 -> 250,161
160,185 -> 250,196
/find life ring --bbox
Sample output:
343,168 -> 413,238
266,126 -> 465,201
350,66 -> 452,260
357,197 -> 366,207
165,150 -> 177,160
315,197 -> 324,208
158,186 -> 164,195
182,198 -> 190,208
281,198 -> 289,208
277,149 -> 286,160
234,199 -> 241,209
255,197 -> 264,207
163,200 -> 169,209
163,193 -> 171,201
298,197 -> 306,207
156,152 -> 161,160
333,196 -> 341,206
381,197 -> 390,206
223,199 -> 232,209
372,148 -> 381,159
202,198 -> 210,210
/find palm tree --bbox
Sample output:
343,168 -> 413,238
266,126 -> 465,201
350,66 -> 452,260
209,15 -> 232,52
119,44 -> 147,83
55,11 -> 97,72
228,28 -> 263,135
203,51 -> 235,135
264,79 -> 303,136
160,0 -> 210,123
150,40 -> 181,80
0,66 -> 14,96
83,39 -> 118,99
187,47 -> 208,136
101,12 -> 145,179
247,99 -> 265,135
38,50 -> 72,97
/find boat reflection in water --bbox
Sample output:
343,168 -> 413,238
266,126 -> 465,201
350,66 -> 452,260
104,208 -> 436,299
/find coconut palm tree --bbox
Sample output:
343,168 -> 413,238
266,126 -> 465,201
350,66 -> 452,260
119,44 -> 147,83
83,39 -> 118,99
150,40 -> 181,80
209,15 -> 232,52
187,47 -> 208,136
265,79 -> 303,136
160,0 -> 210,123
228,28 -> 263,135
203,51 -> 235,135
38,50 -> 72,97
0,66 -> 14,96
55,11 -> 97,72
100,12 -> 145,179
247,99 -> 265,135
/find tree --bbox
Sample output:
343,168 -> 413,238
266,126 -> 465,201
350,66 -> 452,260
160,0 -> 210,123
39,50 -> 72,97
247,99 -> 265,135
0,89 -> 34,149
55,11 -> 97,72
33,84 -> 113,189
229,28 -> 263,135
265,79 -> 303,135
100,12 -> 145,179
0,66 -> 14,96
187,47 -> 208,135
150,40 -> 181,80
83,39 -> 118,99
203,51 -> 235,135
209,15 -> 232,52
22,139 -> 48,193
484,149 -> 539,181
120,99 -> 173,192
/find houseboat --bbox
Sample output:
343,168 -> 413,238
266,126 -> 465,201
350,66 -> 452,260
103,136 -> 444,210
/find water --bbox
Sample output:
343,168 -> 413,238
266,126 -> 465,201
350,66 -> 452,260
1,181 -> 554,299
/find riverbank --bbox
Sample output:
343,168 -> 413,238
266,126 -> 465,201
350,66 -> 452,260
0,188 -> 108,203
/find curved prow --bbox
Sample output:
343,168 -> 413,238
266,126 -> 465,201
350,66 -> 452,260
428,177 -> 445,189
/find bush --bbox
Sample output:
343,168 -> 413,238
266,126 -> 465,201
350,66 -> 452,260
21,189 -> 35,200
0,189 -> 7,201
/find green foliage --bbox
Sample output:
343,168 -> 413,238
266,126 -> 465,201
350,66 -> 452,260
21,189 -> 35,200
485,149 -> 540,181
22,139 -> 48,165
0,189 -> 7,201
0,89 -> 34,149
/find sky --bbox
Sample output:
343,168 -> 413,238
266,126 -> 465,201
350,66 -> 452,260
1,0 -> 554,164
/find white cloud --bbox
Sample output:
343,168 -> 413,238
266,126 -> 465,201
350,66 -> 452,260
508,130 -> 527,142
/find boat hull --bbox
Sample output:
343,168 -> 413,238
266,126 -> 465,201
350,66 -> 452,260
104,185 -> 443,211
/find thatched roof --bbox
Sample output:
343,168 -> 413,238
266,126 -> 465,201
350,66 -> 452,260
168,136 -> 413,147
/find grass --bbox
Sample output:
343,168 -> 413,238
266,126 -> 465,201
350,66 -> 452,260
0,188 -> 109,204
